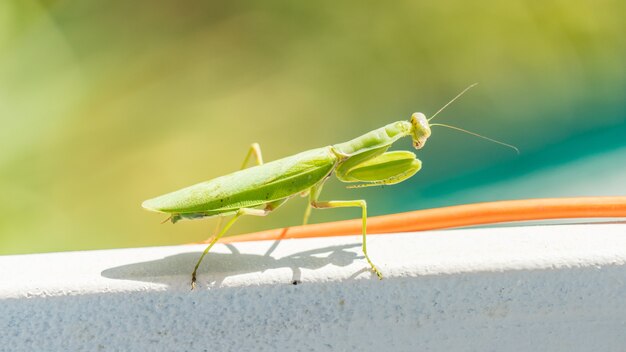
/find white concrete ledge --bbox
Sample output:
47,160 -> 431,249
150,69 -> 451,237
1,223 -> 626,351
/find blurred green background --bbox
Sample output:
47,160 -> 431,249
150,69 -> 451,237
1,0 -> 624,254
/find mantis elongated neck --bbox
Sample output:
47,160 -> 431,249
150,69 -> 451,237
332,121 -> 413,156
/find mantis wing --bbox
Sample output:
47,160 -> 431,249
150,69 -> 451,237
142,147 -> 337,214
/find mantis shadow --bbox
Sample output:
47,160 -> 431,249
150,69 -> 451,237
101,241 -> 369,287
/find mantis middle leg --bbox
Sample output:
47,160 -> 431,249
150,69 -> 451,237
302,198 -> 313,225
307,182 -> 383,279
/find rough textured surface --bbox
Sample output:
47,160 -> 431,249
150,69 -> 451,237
1,224 -> 626,351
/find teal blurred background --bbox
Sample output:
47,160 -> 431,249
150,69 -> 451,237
1,0 -> 624,254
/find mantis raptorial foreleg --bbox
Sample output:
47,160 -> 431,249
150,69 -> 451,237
346,153 -> 422,188
307,183 -> 382,279
336,150 -> 422,188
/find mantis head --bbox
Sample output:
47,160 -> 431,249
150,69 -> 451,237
410,112 -> 431,149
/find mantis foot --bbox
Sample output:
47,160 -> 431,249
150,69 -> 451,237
371,265 -> 383,280
365,258 -> 383,280
190,274 -> 197,291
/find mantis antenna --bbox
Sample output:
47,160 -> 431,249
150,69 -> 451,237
430,123 -> 520,154
427,83 -> 518,153
428,82 -> 479,122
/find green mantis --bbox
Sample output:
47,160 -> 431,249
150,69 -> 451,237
142,84 -> 517,288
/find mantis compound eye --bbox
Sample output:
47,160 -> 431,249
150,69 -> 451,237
410,112 -> 431,149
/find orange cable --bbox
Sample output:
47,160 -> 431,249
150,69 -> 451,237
220,196 -> 626,243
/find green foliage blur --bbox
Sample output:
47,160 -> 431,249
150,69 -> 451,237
1,0 -> 624,254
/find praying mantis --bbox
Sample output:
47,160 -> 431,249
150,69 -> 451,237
142,84 -> 517,288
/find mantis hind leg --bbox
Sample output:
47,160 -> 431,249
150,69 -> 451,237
241,142 -> 264,169
200,217 -> 224,244
307,183 -> 383,279
191,198 -> 287,289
